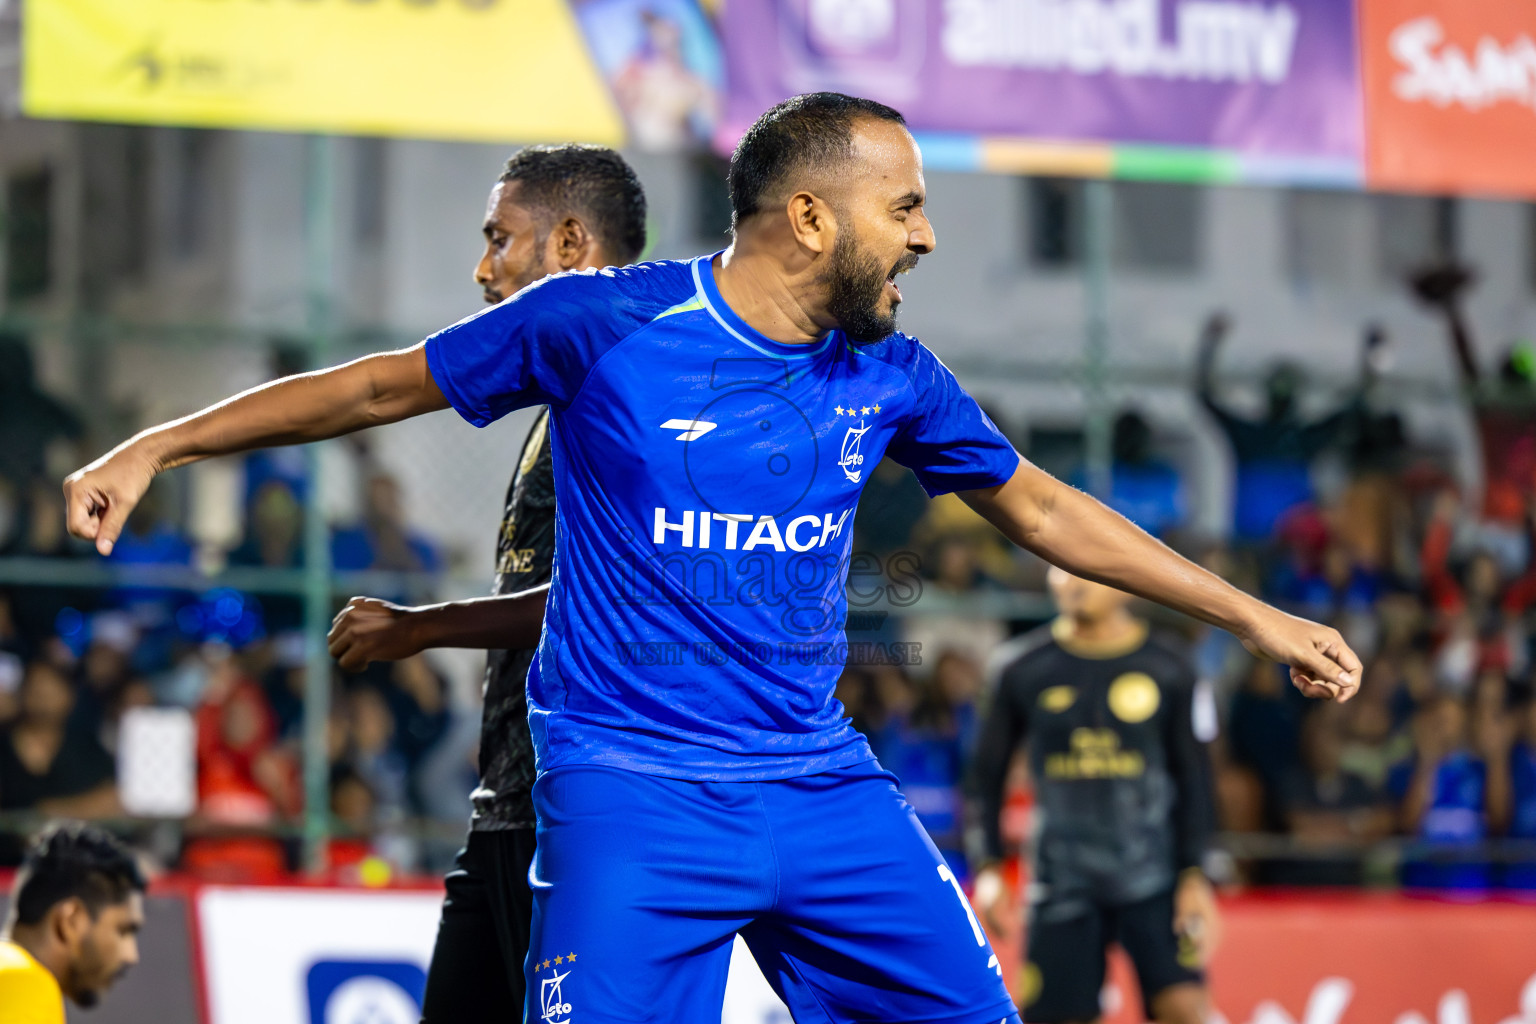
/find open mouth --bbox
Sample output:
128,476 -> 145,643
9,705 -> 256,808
885,255 -> 919,302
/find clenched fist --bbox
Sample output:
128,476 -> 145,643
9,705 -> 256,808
63,443 -> 162,557
328,597 -> 427,673
1238,607 -> 1360,702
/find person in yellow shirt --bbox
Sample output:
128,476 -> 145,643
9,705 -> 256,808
0,822 -> 144,1024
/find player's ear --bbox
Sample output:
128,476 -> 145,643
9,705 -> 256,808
549,216 -> 596,273
54,897 -> 91,951
785,191 -> 833,255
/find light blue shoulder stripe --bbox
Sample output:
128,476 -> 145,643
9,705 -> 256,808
651,295 -> 705,321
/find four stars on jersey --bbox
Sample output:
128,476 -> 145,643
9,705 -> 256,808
537,953 -> 578,970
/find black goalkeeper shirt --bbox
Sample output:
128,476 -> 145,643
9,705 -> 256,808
967,619 -> 1216,921
470,408 -> 555,831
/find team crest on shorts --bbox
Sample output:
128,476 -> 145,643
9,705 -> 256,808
535,953 -> 577,1023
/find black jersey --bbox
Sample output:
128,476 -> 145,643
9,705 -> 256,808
967,620 -> 1216,922
470,408 -> 555,831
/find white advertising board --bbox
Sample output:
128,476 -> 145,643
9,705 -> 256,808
197,885 -> 791,1024
198,887 -> 443,1024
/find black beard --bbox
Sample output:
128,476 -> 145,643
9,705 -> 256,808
824,236 -> 918,345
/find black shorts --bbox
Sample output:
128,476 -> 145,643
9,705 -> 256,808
420,828 -> 536,1024
1022,888 -> 1204,1023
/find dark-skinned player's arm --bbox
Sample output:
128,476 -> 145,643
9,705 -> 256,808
962,658 -> 1029,935
327,584 -> 551,673
1164,669 -> 1222,960
1408,263 -> 1480,386
959,461 -> 1362,702
1193,311 -> 1236,424
64,344 -> 448,555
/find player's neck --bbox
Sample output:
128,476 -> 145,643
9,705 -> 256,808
5,924 -> 64,981
1053,612 -> 1146,658
712,245 -> 833,346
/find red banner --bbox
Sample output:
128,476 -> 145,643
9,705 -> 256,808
11,874 -> 1534,1024
1361,0 -> 1536,198
1000,893 -> 1536,1024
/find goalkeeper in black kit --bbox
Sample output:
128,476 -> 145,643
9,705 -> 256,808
968,568 -> 1220,1024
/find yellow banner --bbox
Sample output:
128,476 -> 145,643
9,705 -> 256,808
22,0 -> 625,144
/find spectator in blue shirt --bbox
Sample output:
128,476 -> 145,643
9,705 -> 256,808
1105,410 -> 1186,537
101,482 -> 195,669
874,649 -> 981,880
1501,696 -> 1536,889
1389,694 -> 1493,890
1196,314 -> 1367,542
331,472 -> 442,575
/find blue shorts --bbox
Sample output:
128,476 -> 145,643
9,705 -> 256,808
526,761 -> 1020,1024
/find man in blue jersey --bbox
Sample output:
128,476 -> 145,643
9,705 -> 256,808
65,93 -> 1360,1024
326,143 -> 647,1024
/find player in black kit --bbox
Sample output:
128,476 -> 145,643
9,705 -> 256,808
325,144 -> 647,1024
968,568 -> 1220,1024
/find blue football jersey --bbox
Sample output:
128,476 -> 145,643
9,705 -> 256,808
425,254 -> 1020,781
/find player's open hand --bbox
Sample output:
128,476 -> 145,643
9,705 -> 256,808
1173,871 -> 1222,964
63,444 -> 160,557
1237,608 -> 1360,702
1408,262 -> 1474,308
1199,311 -> 1231,348
971,865 -> 1011,938
329,597 -> 424,672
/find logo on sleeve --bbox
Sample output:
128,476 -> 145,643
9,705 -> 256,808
1038,685 -> 1077,713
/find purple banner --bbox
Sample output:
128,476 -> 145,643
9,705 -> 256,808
722,0 -> 1362,159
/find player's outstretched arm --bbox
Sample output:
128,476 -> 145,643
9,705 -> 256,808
327,585 -> 551,672
64,344 -> 449,555
960,462 -> 1361,702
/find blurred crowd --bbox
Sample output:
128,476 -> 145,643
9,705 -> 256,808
838,264 -> 1536,894
0,581 -> 476,878
0,334 -> 471,877
4,265 -> 1536,890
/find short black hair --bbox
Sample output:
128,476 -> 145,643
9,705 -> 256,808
728,92 -> 907,228
12,822 -> 146,925
499,145 -> 648,265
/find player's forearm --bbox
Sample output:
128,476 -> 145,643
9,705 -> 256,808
1169,709 -> 1217,870
38,783 -> 123,820
1442,304 -> 1480,384
1401,763 -> 1436,830
967,467 -> 1267,639
1194,318 -> 1224,399
1194,357 -> 1217,401
1484,754 -> 1513,834
402,585 -> 551,652
964,715 -> 1017,865
963,779 -> 1009,866
1172,781 -> 1216,871
123,345 -> 445,474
